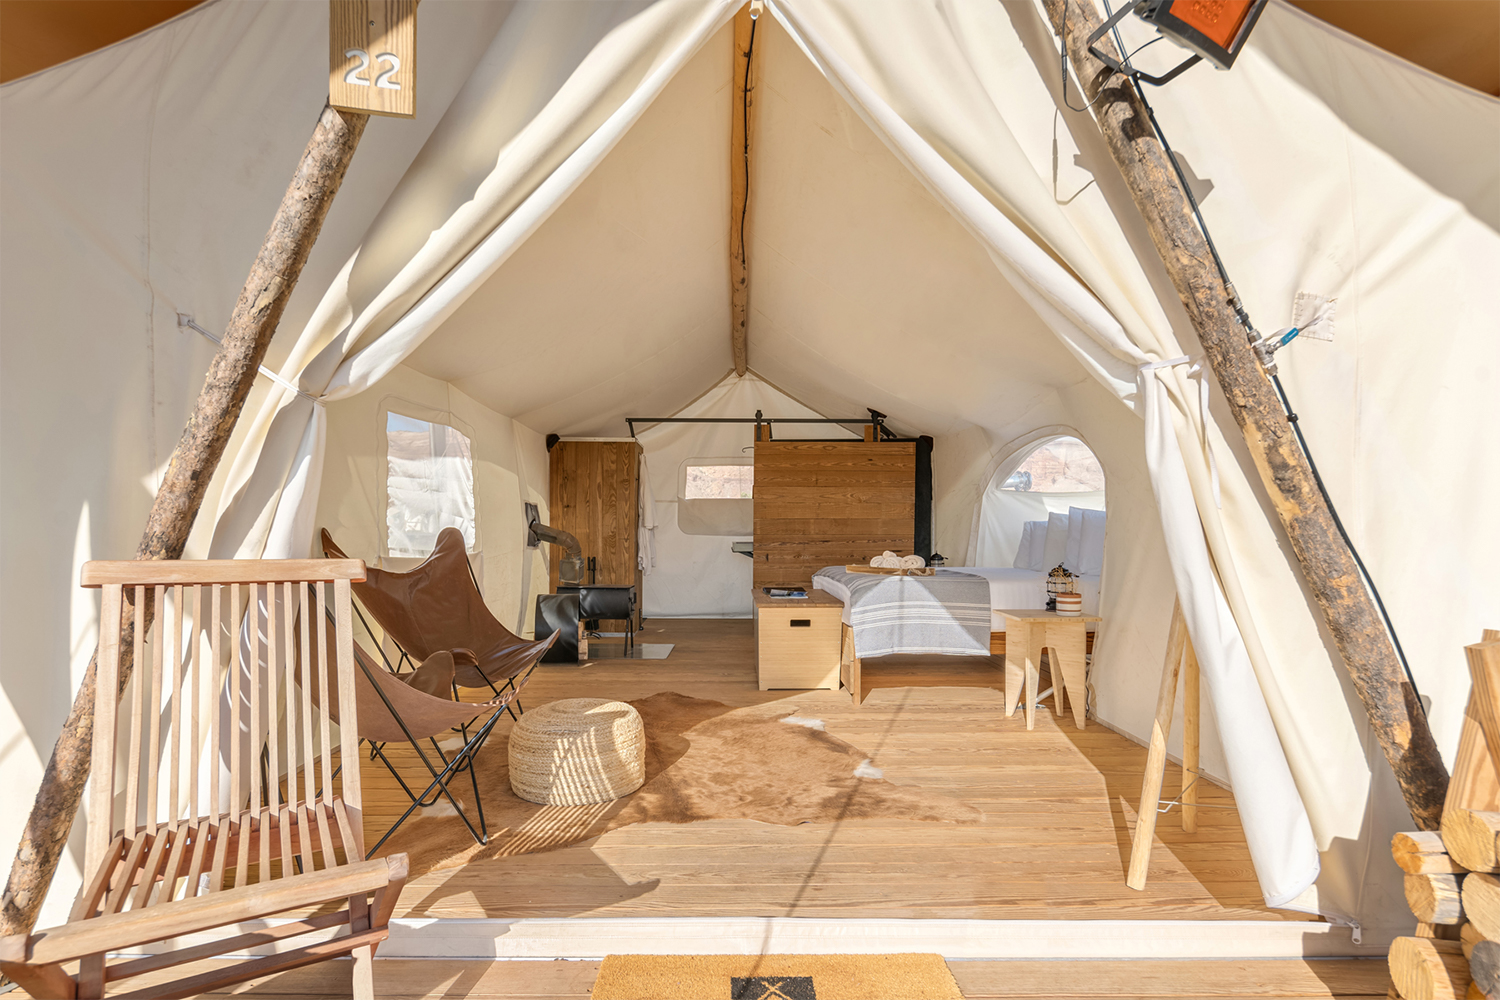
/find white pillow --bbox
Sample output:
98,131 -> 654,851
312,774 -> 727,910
1042,511 -> 1069,571
1065,507 -> 1085,570
1080,508 -> 1107,575
1013,521 -> 1038,569
1028,520 -> 1048,570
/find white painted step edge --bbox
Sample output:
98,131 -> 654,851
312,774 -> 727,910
110,917 -> 1374,961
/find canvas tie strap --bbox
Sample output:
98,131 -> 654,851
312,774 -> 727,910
179,313 -> 325,406
1138,354 -> 1220,508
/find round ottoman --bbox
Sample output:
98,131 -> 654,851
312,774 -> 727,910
508,698 -> 646,805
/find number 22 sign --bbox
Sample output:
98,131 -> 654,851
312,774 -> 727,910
329,0 -> 416,118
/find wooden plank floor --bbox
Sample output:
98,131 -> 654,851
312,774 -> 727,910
361,619 -> 1307,923
14,957 -> 1390,998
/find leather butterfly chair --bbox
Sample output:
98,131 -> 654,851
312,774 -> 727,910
299,591 -> 556,856
321,527 -> 554,718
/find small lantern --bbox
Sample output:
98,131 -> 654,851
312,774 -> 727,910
1046,565 -> 1075,611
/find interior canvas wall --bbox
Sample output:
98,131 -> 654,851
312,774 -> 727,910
317,363 -> 551,638
637,372 -> 856,618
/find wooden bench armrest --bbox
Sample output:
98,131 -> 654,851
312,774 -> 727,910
0,854 -> 407,967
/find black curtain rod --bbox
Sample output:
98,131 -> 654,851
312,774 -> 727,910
626,408 -> 898,441
625,417 -> 870,424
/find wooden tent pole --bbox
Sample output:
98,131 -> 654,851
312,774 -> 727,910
1127,599 -> 1188,890
1041,0 -> 1448,830
729,3 -> 758,377
0,103 -> 368,939
1181,635 -> 1200,833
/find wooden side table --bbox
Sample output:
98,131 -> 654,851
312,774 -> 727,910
997,610 -> 1102,730
752,588 -> 843,690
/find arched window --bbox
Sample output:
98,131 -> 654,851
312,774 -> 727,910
999,436 -> 1105,493
975,435 -> 1105,570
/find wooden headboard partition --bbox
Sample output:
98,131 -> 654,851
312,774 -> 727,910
753,439 -> 917,588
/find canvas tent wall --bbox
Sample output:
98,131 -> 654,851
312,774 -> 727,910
634,371 -> 861,619
1,0 -> 1496,947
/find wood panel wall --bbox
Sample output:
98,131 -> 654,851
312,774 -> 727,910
548,440 -> 641,624
753,440 -> 916,589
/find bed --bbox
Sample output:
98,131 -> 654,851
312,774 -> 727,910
810,505 -> 1106,707
813,565 -> 1101,635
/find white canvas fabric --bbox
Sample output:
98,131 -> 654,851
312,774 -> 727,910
638,453 -> 658,575
636,372 -> 856,617
2,0 -> 1496,944
206,0 -> 742,568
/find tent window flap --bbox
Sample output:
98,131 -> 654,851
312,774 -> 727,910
678,456 -> 753,536
385,412 -> 476,558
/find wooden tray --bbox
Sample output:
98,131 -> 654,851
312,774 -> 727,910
845,564 -> 936,576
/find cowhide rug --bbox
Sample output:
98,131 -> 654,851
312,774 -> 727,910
377,692 -> 979,876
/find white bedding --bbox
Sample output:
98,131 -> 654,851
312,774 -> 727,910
811,566 -> 1100,630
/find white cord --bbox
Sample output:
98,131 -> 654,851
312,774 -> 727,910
178,314 -> 322,406
1156,774 -> 1238,813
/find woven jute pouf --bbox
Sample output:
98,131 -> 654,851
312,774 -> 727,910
508,698 -> 646,806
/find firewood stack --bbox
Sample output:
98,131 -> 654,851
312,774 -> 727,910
1389,632 -> 1500,1000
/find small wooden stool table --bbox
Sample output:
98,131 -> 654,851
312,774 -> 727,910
997,609 -> 1101,730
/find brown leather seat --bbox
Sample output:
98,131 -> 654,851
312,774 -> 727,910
321,527 -> 553,693
298,596 -> 545,855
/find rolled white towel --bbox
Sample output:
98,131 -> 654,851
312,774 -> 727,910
899,554 -> 926,570
869,554 -> 900,569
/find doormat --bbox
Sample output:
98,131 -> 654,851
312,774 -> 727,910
590,953 -> 963,1000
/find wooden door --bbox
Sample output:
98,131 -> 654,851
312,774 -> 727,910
548,440 -> 642,624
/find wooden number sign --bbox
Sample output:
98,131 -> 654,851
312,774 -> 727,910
330,0 -> 416,118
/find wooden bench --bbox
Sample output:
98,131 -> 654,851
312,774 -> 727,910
0,560 -> 407,999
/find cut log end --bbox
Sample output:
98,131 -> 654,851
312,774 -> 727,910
1398,832 -> 1468,874
1470,937 -> 1500,997
1446,811 -> 1500,874
1465,873 -> 1500,942
1409,873 -> 1467,924
1391,935 -> 1473,1000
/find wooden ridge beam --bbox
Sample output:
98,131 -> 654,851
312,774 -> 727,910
0,102 -> 369,941
1042,0 -> 1449,830
729,3 -> 758,377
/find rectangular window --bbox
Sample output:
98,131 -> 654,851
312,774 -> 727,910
385,412 -> 476,558
684,463 -> 754,499
677,457 -> 753,536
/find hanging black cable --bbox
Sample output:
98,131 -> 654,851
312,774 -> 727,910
738,13 -> 758,271
1076,35 -> 1425,709
1267,372 -> 1417,697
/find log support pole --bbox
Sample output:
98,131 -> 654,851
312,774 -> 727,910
1042,0 -> 1448,830
1,103 -> 368,939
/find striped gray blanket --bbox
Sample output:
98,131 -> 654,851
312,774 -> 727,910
813,567 -> 991,658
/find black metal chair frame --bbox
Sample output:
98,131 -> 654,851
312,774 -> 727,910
317,592 -> 512,858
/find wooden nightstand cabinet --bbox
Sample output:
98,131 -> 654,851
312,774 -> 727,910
752,588 -> 843,690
